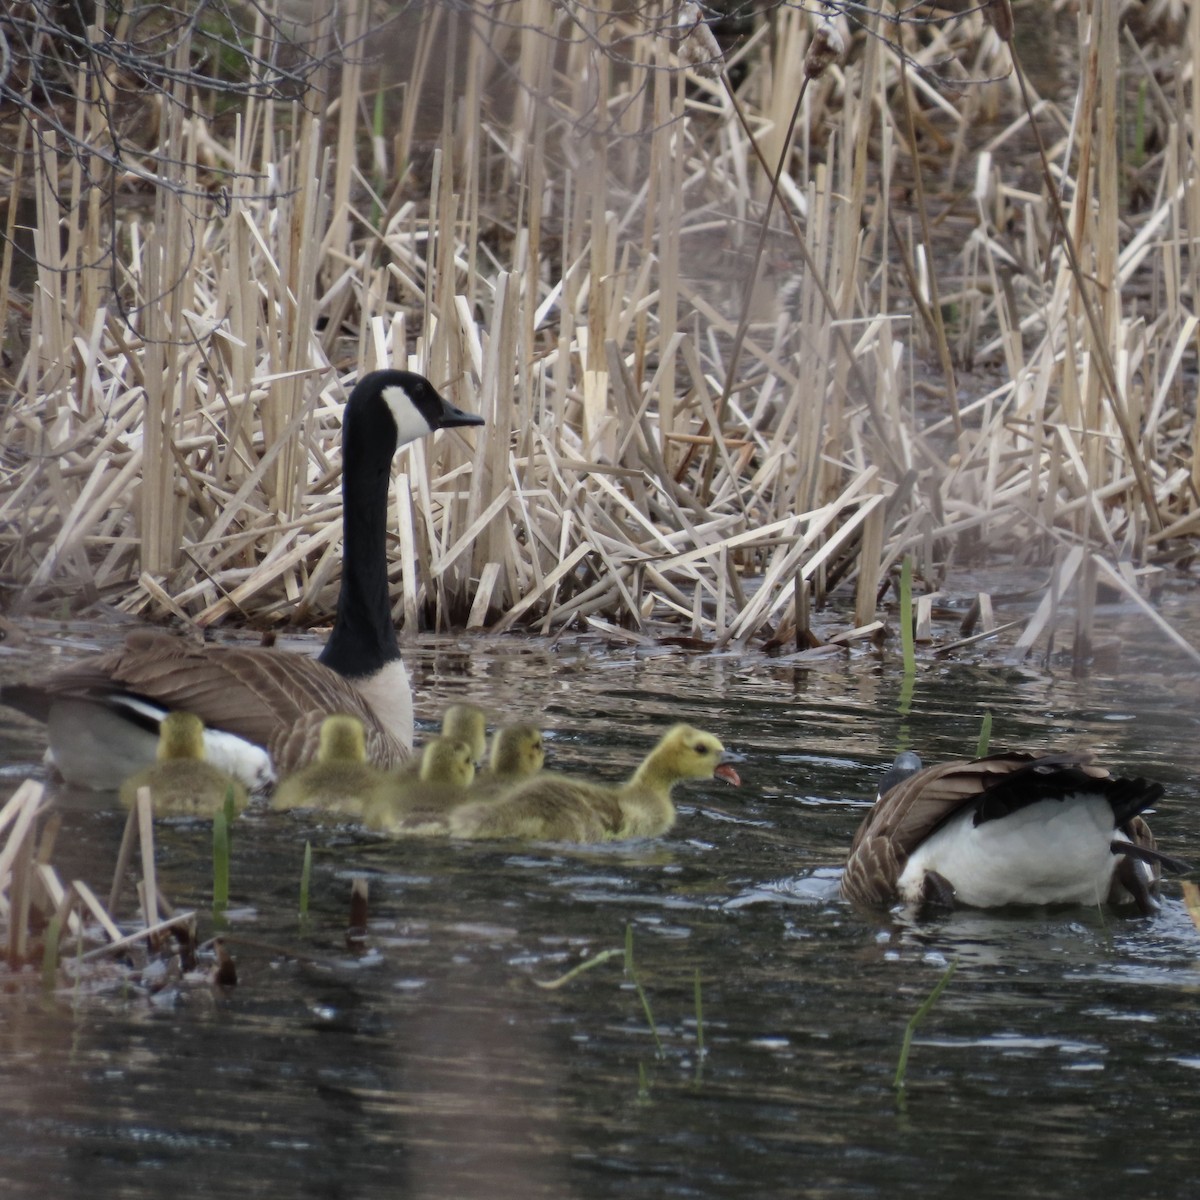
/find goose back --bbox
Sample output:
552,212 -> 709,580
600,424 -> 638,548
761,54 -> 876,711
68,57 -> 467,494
842,751 -> 1165,910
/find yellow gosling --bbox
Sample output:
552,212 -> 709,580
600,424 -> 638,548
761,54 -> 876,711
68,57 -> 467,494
442,703 -> 488,764
395,702 -> 489,779
364,737 -> 477,833
120,711 -> 248,818
447,724 -> 740,843
271,714 -> 388,817
469,724 -> 545,800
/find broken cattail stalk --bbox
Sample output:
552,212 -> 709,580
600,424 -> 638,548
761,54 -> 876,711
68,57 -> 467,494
347,876 -> 369,949
670,4 -> 724,79
804,21 -> 845,80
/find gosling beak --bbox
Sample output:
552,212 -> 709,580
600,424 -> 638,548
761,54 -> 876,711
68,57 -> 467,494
714,749 -> 743,787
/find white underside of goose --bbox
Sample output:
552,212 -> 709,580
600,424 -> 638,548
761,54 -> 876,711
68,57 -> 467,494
46,697 -> 275,793
896,794 -> 1127,908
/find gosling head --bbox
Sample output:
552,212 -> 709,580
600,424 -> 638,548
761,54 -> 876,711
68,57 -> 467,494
158,712 -> 207,762
318,714 -> 368,765
490,724 -> 545,777
441,703 -> 488,762
419,737 -> 476,788
656,724 -> 742,785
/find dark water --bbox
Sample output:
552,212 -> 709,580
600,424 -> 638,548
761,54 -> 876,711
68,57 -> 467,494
1,598 -> 1199,1200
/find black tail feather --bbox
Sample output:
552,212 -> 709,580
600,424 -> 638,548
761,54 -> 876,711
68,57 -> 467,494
1111,840 -> 1193,876
974,764 -> 1162,828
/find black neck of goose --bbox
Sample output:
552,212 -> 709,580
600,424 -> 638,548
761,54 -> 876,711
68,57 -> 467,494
318,397 -> 400,680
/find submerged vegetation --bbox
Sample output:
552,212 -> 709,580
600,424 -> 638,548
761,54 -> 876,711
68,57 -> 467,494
0,0 -> 1198,665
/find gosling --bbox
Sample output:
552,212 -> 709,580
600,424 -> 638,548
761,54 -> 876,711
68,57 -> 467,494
396,702 -> 489,779
468,723 -> 545,800
120,711 -> 248,818
364,737 -> 477,832
271,714 -> 389,817
447,723 -> 740,843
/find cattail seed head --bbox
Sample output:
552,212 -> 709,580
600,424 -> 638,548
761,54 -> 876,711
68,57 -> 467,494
672,2 -> 724,79
983,0 -> 1015,43
804,21 -> 845,80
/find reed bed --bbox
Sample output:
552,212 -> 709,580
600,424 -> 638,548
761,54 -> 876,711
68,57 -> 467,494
1,1 -> 1198,661
0,777 -> 200,990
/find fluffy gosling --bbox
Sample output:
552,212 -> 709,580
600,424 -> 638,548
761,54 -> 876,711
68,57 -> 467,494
468,724 -> 545,800
120,711 -> 248,818
271,714 -> 388,817
447,723 -> 740,843
364,737 -> 477,832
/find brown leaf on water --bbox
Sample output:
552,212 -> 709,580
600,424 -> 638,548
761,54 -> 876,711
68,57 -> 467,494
1181,882 -> 1200,934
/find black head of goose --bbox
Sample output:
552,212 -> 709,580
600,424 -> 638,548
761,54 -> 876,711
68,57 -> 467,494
842,750 -> 1190,915
2,370 -> 484,791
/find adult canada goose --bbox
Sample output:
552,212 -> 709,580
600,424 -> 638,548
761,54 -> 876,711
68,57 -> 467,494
119,711 -> 248,818
446,724 -> 741,843
364,737 -> 477,832
2,371 -> 484,791
271,713 -> 390,817
841,750 -> 1188,914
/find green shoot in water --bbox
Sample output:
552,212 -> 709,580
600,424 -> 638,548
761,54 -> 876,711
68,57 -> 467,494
299,841 -> 312,927
212,809 -> 230,925
41,914 -> 62,992
976,711 -> 993,758
223,785 -> 237,835
625,924 -> 663,1059
899,555 -> 915,676
534,946 -> 623,990
894,959 -> 958,1092
637,1059 -> 651,1104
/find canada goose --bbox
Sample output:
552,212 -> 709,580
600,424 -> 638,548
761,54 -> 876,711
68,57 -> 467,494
271,714 -> 389,816
119,711 -> 248,818
446,724 -> 741,843
841,750 -> 1188,914
1,371 -> 484,790
363,737 -> 476,832
468,723 -> 545,799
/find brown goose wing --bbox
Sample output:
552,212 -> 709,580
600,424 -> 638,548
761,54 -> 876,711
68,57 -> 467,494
841,752 -> 1103,907
28,632 -> 402,773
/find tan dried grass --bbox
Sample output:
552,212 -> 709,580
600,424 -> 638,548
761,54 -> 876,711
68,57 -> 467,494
0,2 -> 1197,666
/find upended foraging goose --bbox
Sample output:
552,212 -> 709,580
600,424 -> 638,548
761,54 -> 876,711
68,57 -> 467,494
841,750 -> 1188,914
120,711 -> 248,818
445,724 -> 741,843
271,714 -> 389,817
1,371 -> 484,791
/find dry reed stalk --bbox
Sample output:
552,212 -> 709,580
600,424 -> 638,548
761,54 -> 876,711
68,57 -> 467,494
0,4 -> 1197,666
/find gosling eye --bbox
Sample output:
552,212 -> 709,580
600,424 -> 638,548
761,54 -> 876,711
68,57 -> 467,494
694,743 -> 708,754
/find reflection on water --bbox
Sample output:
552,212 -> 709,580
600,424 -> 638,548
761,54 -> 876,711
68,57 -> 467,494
1,617 -> 1199,1199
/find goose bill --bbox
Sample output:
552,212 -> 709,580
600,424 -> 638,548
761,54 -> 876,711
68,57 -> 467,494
714,763 -> 741,786
436,397 -> 485,428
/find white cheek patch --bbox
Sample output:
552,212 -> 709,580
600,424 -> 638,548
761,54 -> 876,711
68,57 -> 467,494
382,383 -> 433,446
